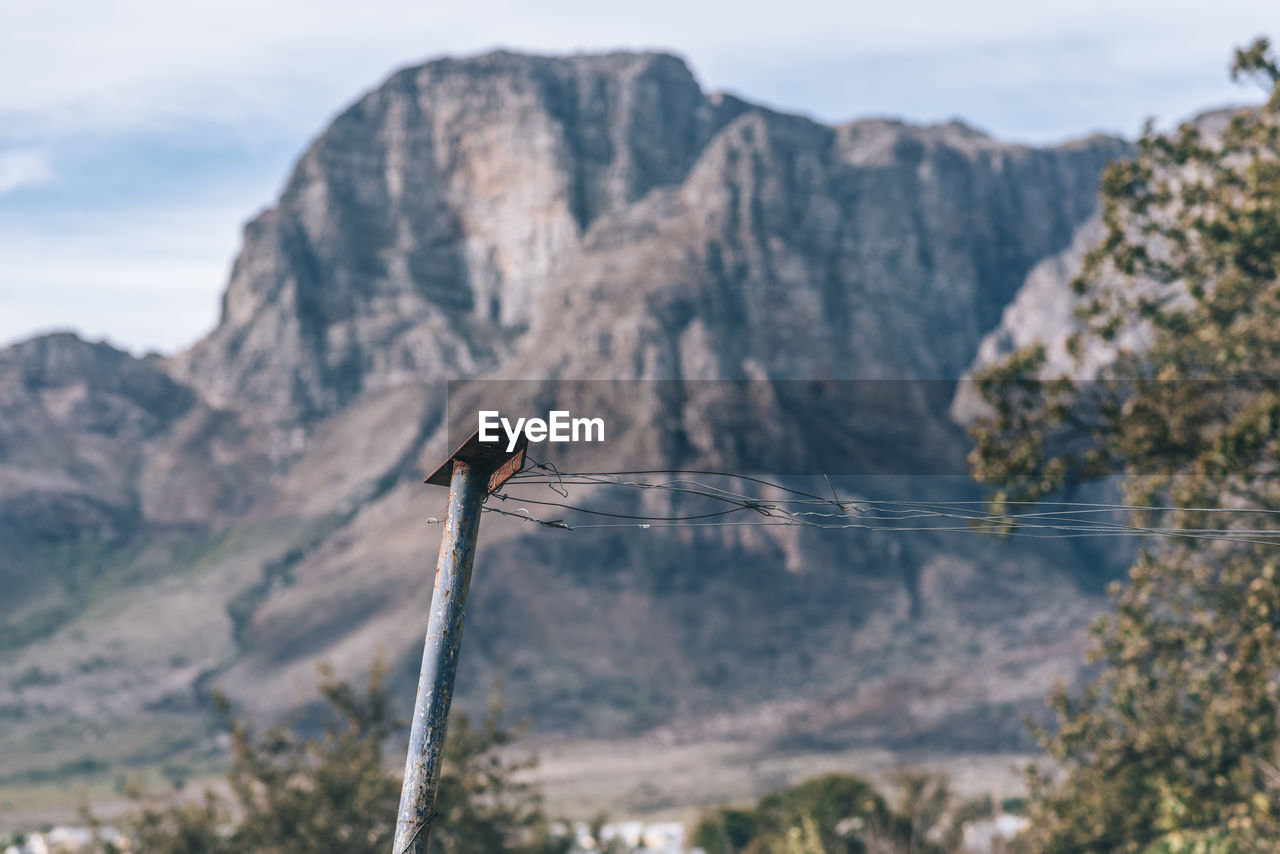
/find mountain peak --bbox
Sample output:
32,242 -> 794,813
167,49 -> 1126,430
169,46 -> 739,422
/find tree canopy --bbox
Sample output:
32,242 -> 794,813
692,771 -> 991,854
969,38 -> 1280,854
110,664 -> 565,854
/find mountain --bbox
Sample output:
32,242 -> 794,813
0,50 -> 1130,810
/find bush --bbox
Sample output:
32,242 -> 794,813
693,771 -> 987,854
106,662 -> 567,854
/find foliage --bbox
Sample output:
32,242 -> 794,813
107,663 -> 564,854
692,771 -> 989,854
428,692 -> 567,854
969,38 -> 1280,854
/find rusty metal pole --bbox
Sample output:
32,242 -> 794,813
393,459 -> 487,854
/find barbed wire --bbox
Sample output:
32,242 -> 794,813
421,459 -> 1280,548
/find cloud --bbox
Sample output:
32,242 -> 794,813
3,0 -> 1278,140
0,202 -> 246,355
0,149 -> 54,194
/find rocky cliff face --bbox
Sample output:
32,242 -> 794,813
1,51 -> 1133,799
168,52 -> 750,425
168,51 -> 1125,426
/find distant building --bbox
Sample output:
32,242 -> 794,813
568,819 -> 687,854
962,813 -> 1027,853
4,826 -> 129,854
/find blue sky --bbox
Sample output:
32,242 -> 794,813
3,0 -> 1278,355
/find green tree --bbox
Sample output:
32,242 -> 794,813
754,773 -> 892,854
120,663 -> 565,854
692,771 -> 976,854
969,38 -> 1280,854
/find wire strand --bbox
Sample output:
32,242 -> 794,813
470,460 -> 1280,547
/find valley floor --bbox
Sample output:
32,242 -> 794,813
0,736 -> 1036,832
530,735 -> 1035,821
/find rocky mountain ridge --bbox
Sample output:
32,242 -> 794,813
1,49 -> 1131,803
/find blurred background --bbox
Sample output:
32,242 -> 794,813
7,4 -> 1280,854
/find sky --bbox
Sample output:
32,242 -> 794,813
3,1 -> 1279,356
